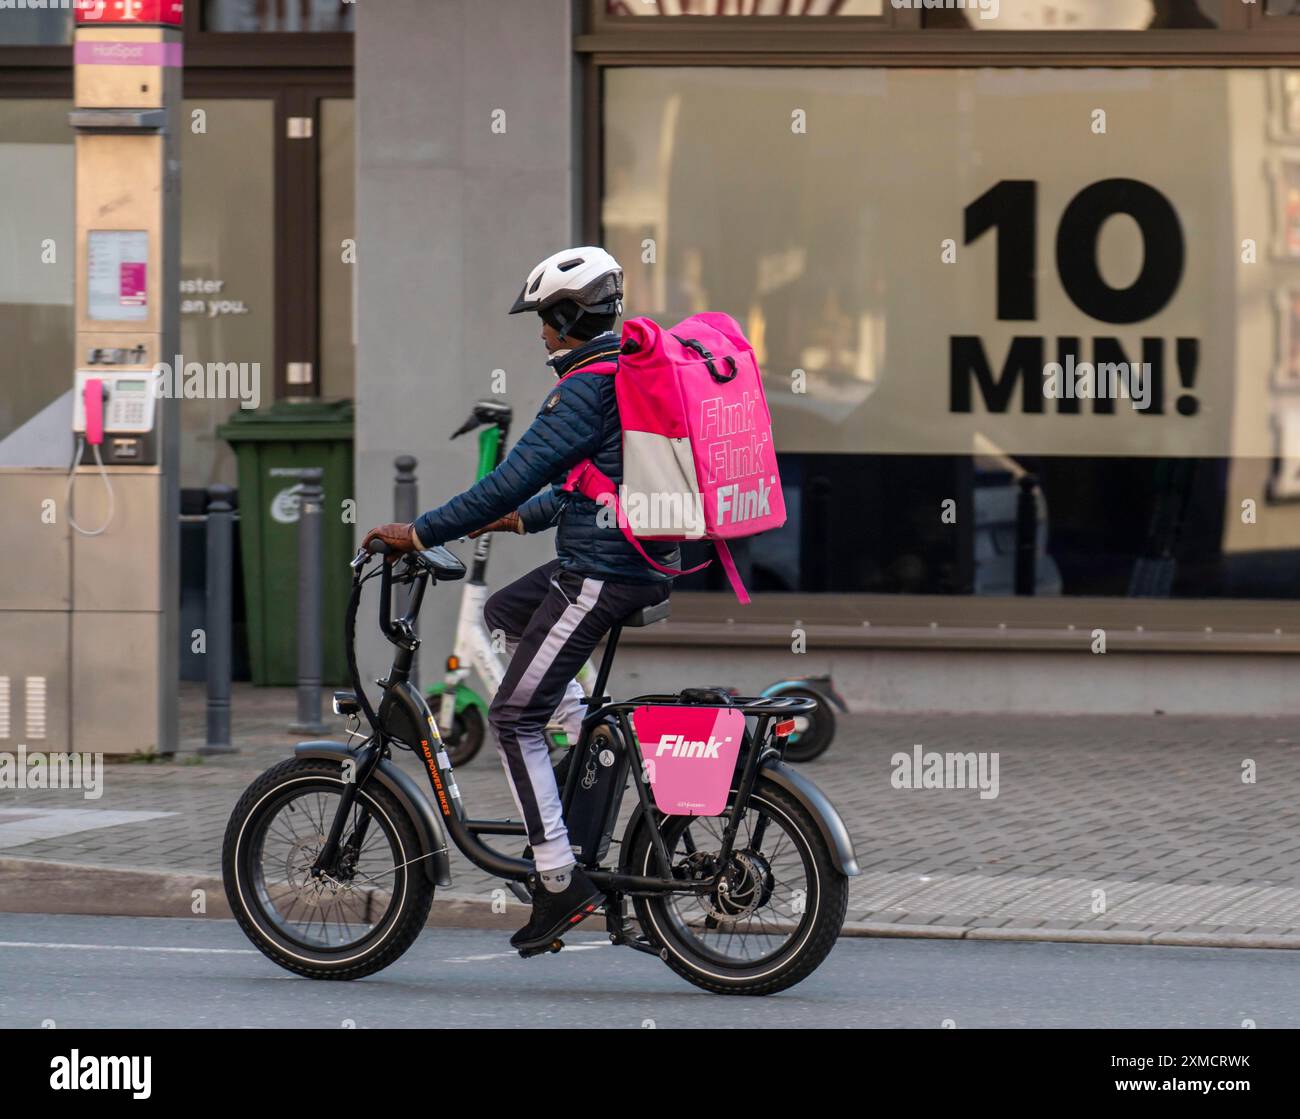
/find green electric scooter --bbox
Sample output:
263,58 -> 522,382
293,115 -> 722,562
425,401 -> 596,766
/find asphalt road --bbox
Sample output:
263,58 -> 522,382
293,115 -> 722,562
0,913 -> 1297,1029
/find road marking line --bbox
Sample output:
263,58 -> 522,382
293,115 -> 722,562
442,942 -> 611,963
0,940 -> 256,955
0,808 -> 177,848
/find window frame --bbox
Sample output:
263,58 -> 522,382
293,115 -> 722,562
581,0 -> 1300,59
183,1 -> 353,67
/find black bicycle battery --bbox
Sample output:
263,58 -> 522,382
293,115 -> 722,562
562,723 -> 630,865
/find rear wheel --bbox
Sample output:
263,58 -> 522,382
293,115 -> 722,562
222,758 -> 434,980
773,686 -> 836,763
623,777 -> 848,995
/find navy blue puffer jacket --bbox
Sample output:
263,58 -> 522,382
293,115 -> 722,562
413,333 -> 679,584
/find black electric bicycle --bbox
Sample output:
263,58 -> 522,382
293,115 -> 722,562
222,540 -> 859,995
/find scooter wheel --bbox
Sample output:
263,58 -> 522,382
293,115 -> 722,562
443,705 -> 487,767
774,686 -> 835,763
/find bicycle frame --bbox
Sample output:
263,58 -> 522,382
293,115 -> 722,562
317,549 -> 816,903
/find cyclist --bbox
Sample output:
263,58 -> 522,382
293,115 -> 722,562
362,247 -> 678,952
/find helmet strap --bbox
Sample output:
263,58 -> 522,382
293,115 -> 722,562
554,305 -> 585,342
543,297 -> 618,342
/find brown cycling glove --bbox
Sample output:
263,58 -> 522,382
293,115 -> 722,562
468,512 -> 524,539
361,522 -> 420,554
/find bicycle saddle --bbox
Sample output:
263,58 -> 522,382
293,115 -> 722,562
621,600 -> 670,628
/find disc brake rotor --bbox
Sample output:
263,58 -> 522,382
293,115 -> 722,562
712,849 -> 775,921
676,847 -> 775,923
284,834 -> 354,909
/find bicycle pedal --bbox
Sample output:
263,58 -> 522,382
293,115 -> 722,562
614,934 -> 661,958
517,938 -> 564,959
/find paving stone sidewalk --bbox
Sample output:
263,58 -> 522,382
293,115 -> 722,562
3,682 -> 1300,944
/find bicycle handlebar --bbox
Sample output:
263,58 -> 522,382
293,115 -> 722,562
350,541 -> 424,648
351,537 -> 391,572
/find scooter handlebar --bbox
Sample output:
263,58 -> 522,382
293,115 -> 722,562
452,400 -> 514,440
450,414 -> 480,439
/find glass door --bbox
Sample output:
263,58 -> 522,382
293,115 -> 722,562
175,82 -> 353,487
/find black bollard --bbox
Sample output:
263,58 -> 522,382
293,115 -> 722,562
394,454 -> 418,524
1014,473 -> 1039,597
290,467 -> 327,734
394,455 -> 420,690
200,484 -> 237,755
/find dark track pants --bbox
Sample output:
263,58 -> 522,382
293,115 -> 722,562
483,560 -> 670,871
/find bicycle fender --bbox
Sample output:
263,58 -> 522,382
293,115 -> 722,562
762,678 -> 848,713
760,759 -> 860,876
453,683 -> 489,715
293,740 -> 453,887
423,682 -> 489,716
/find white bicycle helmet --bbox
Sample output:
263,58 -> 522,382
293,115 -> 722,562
508,246 -> 623,339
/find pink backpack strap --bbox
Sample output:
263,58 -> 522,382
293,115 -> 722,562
562,460 -> 711,579
713,540 -> 751,606
623,523 -> 711,579
555,357 -> 618,384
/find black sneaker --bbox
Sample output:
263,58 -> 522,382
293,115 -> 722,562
511,866 -> 604,953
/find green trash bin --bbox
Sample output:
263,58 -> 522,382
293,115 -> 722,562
218,399 -> 354,687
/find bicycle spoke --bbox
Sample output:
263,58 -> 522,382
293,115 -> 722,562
251,784 -> 403,951
656,797 -> 813,966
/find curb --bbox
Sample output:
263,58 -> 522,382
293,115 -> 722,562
838,920 -> 1300,951
0,857 -> 519,931
4,858 -> 1299,950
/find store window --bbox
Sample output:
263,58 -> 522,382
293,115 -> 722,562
0,101 -> 74,445
921,1 -> 1219,29
318,97 -> 355,403
605,67 -> 1299,599
605,0 -> 1218,22
203,0 -> 355,32
179,99 -> 276,488
607,1 -> 883,14
0,7 -> 72,44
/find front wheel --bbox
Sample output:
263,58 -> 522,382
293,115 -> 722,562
623,777 -> 848,996
222,758 -> 434,980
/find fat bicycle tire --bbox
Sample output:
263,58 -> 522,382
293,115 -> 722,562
222,758 -> 434,981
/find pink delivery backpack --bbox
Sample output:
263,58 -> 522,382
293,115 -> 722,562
561,312 -> 786,604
